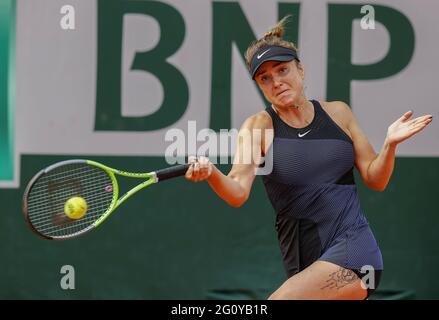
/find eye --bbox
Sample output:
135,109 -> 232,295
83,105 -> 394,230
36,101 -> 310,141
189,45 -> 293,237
280,66 -> 288,73
260,75 -> 269,83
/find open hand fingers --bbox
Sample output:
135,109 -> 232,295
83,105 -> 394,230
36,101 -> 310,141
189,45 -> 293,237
409,115 -> 433,130
388,112 -> 432,145
399,110 -> 413,122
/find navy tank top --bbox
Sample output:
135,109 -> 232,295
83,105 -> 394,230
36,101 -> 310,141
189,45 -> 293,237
262,100 -> 383,277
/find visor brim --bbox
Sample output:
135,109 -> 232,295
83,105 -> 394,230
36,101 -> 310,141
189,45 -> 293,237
251,55 -> 297,79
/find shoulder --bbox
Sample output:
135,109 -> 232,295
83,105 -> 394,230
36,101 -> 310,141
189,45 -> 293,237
240,110 -> 273,131
319,100 -> 356,139
239,110 -> 274,155
319,100 -> 355,125
319,100 -> 353,118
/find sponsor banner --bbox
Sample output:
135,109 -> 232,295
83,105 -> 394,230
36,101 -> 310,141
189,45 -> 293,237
1,0 -> 438,187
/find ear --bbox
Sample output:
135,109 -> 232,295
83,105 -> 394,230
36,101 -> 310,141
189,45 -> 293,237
296,61 -> 305,80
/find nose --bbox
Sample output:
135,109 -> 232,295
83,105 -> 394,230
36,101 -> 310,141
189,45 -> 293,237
273,76 -> 283,88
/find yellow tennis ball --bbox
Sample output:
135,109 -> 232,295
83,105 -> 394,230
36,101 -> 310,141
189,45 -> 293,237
64,196 -> 88,219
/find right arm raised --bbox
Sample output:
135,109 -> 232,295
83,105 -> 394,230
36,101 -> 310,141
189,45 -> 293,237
185,111 -> 273,208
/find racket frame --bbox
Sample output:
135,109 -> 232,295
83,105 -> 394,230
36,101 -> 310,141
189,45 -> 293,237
87,160 -> 158,227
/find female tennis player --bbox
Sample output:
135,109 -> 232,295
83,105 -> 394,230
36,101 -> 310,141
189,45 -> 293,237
185,16 -> 432,299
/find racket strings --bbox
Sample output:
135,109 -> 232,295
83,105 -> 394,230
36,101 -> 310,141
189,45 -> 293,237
28,173 -> 110,220
28,166 -> 107,192
26,163 -> 115,238
29,178 -> 112,236
27,176 -> 112,213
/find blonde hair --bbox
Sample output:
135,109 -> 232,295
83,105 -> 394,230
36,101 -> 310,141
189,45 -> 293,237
244,15 -> 298,69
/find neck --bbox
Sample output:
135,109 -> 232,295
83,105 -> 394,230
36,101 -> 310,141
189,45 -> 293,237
272,98 -> 314,126
273,95 -> 310,113
292,95 -> 309,109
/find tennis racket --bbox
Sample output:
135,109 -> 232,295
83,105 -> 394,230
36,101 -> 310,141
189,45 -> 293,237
23,159 -> 189,240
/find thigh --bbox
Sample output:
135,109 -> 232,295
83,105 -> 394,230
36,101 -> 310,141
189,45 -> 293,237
268,260 -> 368,300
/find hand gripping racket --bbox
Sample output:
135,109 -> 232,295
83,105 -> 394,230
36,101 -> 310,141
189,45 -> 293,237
23,159 -> 189,240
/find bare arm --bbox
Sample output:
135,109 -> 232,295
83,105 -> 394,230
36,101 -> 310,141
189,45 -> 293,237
185,112 -> 272,207
341,102 -> 433,191
205,162 -> 255,208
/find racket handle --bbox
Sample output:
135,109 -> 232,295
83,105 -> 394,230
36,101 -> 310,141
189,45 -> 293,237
155,164 -> 190,182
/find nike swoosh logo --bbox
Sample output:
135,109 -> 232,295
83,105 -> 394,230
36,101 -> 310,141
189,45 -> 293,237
298,130 -> 311,138
257,49 -> 271,59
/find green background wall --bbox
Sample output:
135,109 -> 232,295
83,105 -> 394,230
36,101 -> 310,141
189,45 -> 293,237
1,155 -> 438,299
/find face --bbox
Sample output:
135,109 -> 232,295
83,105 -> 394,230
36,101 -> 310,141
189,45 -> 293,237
254,60 -> 305,109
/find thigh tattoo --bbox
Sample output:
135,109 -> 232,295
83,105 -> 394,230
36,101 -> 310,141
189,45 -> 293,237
321,267 -> 358,290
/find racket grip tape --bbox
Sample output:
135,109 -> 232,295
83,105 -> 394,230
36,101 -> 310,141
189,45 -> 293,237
155,164 -> 190,182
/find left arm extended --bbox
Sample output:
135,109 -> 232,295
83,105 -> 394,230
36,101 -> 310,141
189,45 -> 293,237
342,103 -> 433,191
